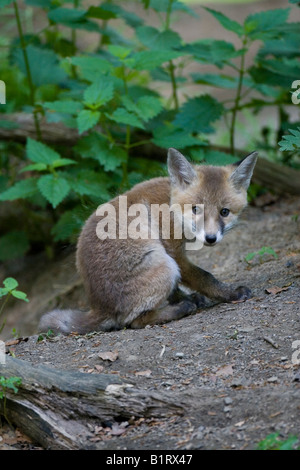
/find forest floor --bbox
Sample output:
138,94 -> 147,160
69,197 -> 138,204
1,194 -> 300,450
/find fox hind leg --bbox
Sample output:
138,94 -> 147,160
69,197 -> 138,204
129,299 -> 198,329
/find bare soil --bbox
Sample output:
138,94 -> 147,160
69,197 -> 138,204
1,194 -> 300,450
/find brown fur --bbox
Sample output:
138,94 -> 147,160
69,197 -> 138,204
38,149 -> 257,335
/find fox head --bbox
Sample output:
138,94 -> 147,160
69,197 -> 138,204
167,148 -> 258,247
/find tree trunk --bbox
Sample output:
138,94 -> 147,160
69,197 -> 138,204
0,355 -> 184,449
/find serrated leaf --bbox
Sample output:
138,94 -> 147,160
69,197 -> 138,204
3,277 -> 18,291
245,8 -> 290,40
0,232 -> 30,261
51,206 -> 86,242
52,158 -> 77,169
278,127 -> 300,151
136,26 -> 182,50
37,174 -> 70,208
184,39 -> 243,68
48,7 -> 86,24
44,100 -> 83,114
86,6 -> 117,20
108,45 -> 132,60
149,0 -> 198,17
75,133 -> 127,171
77,109 -> 100,134
108,108 -> 145,129
83,77 -> 114,108
11,45 -> 67,87
132,50 -> 182,71
191,73 -> 238,89
152,127 -> 207,149
0,178 -> 38,201
174,95 -> 224,133
70,56 -> 112,81
204,8 -> 244,36
121,95 -> 163,122
20,162 -> 48,173
100,2 -> 144,27
0,0 -> 14,7
26,138 -> 61,165
68,170 -> 111,200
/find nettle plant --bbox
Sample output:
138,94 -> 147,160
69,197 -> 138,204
0,0 -> 299,260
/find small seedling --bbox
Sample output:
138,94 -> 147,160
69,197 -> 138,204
244,246 -> 278,265
0,277 -> 29,334
37,329 -> 55,342
0,376 -> 22,424
257,432 -> 299,450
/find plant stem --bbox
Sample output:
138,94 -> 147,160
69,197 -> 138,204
165,0 -> 178,111
0,293 -> 11,334
168,60 -> 179,111
13,1 -> 42,141
229,38 -> 247,155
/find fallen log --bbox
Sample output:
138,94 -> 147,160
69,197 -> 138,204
0,355 -> 184,449
1,113 -> 299,196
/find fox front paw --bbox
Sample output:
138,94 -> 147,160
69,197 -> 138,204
229,285 -> 252,302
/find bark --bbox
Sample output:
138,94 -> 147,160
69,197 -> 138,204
0,355 -> 184,449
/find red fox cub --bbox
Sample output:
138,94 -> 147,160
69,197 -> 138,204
39,148 -> 258,335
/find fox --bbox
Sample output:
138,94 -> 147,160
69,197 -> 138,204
38,148 -> 258,335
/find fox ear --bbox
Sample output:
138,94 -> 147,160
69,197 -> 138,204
230,151 -> 258,190
168,148 -> 196,187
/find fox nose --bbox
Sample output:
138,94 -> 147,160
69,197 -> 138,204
205,234 -> 217,244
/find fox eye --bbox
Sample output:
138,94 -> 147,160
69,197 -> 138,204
192,205 -> 202,215
220,208 -> 230,217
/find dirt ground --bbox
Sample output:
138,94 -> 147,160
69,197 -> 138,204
1,194 -> 300,450
1,0 -> 300,452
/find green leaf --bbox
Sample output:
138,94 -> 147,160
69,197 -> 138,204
190,149 -> 239,165
174,95 -> 224,133
83,77 -> 114,108
184,39 -> 243,68
132,50 -> 182,70
37,174 -> 70,208
48,7 -> 100,32
86,6 -> 117,20
191,73 -> 239,89
67,170 -> 111,200
77,110 -> 100,134
0,178 -> 38,201
149,0 -> 198,17
52,158 -> 77,169
100,2 -> 144,28
121,95 -> 163,122
12,290 -> 29,302
20,162 -> 48,173
26,138 -> 61,165
107,108 -> 145,129
3,277 -> 18,291
48,7 -> 86,24
51,206 -> 87,242
0,0 -> 14,6
136,26 -> 182,50
44,100 -> 83,114
75,133 -> 127,172
278,127 -> 300,151
152,127 -> 207,149
0,232 -> 30,261
11,45 -> 67,87
70,56 -> 112,82
204,8 -> 244,36
245,9 -> 290,40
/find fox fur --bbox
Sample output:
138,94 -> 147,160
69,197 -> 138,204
38,148 -> 258,335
